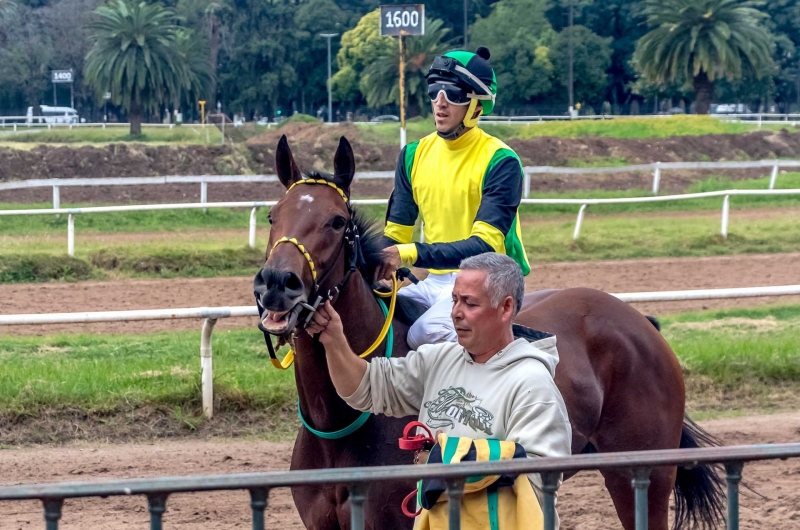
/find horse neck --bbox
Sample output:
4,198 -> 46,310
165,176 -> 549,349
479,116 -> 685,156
292,269 -> 387,433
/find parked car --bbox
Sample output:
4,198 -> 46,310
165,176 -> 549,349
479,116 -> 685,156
370,115 -> 400,122
711,103 -> 752,114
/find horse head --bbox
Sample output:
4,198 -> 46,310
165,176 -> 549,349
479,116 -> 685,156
254,134 -> 365,338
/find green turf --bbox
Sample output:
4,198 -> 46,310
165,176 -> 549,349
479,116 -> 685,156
0,328 -> 294,418
1,172 -> 798,236
0,125 -> 223,144
358,115 -> 798,143
1,304 -> 798,422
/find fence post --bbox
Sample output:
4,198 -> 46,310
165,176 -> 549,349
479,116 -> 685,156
249,488 -> 269,530
147,493 -> 169,530
201,317 -> 217,419
652,162 -> 661,195
573,204 -> 588,240
725,462 -> 743,530
721,195 -> 730,239
350,483 -> 367,530
632,468 -> 651,530
249,207 -> 259,249
13,123 -> 16,133
769,164 -> 779,190
201,181 -> 208,213
541,471 -> 560,530
43,498 -> 64,530
446,479 -> 465,530
524,171 -> 531,198
52,186 -> 60,210
67,214 -> 75,256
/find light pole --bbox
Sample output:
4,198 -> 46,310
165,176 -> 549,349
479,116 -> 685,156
320,33 -> 339,123
463,0 -> 468,48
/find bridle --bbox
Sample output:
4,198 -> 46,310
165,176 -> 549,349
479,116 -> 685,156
255,178 -> 397,370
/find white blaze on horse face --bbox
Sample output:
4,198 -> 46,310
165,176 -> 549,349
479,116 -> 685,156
300,194 -> 314,203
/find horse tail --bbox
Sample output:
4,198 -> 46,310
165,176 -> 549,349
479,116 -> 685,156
673,415 -> 726,529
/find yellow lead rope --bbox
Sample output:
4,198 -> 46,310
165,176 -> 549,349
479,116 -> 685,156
270,272 -> 399,369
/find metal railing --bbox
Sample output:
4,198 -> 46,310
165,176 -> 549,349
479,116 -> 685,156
0,186 -> 797,255
0,442 -> 798,530
1,284 -> 798,420
1,159 -> 797,207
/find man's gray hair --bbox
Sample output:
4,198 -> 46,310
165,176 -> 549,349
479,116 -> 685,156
459,253 -> 525,315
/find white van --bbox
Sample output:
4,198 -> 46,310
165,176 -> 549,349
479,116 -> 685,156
27,105 -> 79,124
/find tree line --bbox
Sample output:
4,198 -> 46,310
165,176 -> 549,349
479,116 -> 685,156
0,0 -> 794,130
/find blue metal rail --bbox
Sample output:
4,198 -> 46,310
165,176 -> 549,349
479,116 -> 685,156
1,443 -> 799,530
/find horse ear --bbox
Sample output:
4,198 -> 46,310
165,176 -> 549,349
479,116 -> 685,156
333,136 -> 356,192
276,135 -> 302,189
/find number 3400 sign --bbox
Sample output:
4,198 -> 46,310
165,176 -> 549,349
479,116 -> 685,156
380,4 -> 425,36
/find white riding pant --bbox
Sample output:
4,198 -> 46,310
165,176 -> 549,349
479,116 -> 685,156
398,272 -> 458,350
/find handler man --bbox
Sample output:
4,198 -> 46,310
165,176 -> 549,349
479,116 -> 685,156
308,253 -> 571,526
376,46 -> 530,349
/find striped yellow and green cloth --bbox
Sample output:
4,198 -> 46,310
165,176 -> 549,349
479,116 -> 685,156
414,433 -> 544,530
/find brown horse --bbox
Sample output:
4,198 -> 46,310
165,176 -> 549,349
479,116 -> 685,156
254,135 -> 724,530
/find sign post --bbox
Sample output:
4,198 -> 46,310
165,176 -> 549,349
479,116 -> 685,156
380,4 -> 425,148
199,100 -> 206,127
51,69 -> 73,108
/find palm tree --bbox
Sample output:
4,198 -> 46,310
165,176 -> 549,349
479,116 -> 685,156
634,0 -> 773,114
84,0 -> 190,135
360,18 -> 451,115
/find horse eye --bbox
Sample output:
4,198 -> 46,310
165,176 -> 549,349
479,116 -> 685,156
267,213 -> 273,225
331,216 -> 346,230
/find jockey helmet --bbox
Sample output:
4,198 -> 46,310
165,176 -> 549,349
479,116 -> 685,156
426,46 -> 497,128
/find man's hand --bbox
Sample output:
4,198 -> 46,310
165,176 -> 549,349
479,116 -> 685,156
306,300 -> 348,348
374,246 -> 401,282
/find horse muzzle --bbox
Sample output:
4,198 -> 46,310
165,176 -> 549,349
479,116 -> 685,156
254,267 -> 310,337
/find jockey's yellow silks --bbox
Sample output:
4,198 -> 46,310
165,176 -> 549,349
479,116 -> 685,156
414,433 -> 544,530
384,126 -> 530,274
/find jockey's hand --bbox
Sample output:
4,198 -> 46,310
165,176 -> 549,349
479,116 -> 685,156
306,300 -> 346,348
375,246 -> 401,282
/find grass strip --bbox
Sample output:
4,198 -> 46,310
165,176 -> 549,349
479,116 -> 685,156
358,116 -> 798,144
1,304 -> 797,432
0,206 -> 797,282
0,328 -> 295,429
1,173 -> 798,237
0,125 -> 222,144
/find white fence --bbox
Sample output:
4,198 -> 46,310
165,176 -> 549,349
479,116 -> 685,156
1,159 -> 797,208
1,284 -> 798,419
1,187 -> 797,255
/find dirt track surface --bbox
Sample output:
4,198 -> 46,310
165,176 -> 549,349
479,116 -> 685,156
0,252 -> 798,336
1,412 -> 799,529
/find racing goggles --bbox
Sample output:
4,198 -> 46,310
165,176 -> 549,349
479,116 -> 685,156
428,82 -> 471,105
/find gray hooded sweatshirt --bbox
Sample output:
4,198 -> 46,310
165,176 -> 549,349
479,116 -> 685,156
342,336 -> 572,518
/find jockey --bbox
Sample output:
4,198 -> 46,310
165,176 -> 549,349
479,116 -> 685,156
376,46 -> 529,349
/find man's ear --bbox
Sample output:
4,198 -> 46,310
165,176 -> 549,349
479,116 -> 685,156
502,295 -> 516,320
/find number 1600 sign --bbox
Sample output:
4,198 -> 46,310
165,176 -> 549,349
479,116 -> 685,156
385,9 -> 418,28
379,5 -> 424,36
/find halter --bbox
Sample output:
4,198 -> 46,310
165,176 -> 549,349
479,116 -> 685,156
255,177 -> 398,371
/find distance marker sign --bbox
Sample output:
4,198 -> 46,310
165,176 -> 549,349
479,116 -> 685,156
380,4 -> 425,36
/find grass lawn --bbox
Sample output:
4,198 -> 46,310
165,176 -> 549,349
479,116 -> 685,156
0,172 -> 796,282
359,115 -> 800,144
1,304 -> 797,436
0,125 -> 223,145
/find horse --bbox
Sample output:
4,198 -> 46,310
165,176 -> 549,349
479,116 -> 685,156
253,134 -> 724,530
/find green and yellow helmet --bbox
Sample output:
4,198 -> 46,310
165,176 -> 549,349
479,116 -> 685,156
426,46 -> 497,127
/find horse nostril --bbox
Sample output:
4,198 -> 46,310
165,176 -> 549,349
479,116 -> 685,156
284,272 -> 303,294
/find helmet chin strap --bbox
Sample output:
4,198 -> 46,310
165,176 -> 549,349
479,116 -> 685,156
437,99 -> 481,140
